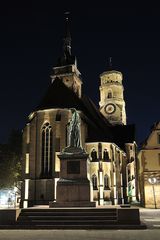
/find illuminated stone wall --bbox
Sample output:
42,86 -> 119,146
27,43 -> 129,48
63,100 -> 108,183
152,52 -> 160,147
99,70 -> 126,125
21,108 -> 87,207
138,122 -> 160,208
85,142 -> 126,205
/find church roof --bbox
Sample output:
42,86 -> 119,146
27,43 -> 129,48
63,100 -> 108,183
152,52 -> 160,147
35,77 -> 135,149
36,77 -> 113,141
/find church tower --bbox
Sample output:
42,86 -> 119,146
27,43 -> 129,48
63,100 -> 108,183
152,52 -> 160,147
51,13 -> 82,98
99,59 -> 126,125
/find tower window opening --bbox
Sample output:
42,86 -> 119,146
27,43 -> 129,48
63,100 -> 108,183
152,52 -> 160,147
107,91 -> 112,98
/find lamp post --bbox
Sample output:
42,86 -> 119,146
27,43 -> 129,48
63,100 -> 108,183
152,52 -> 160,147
148,177 -> 157,209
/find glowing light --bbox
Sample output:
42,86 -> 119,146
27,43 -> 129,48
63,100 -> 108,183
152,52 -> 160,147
26,124 -> 30,143
23,201 -> 28,208
25,153 -> 29,174
148,177 -> 157,185
99,171 -> 104,205
28,112 -> 35,121
24,179 -> 29,200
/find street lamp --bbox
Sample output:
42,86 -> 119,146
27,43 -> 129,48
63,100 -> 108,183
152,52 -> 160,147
148,176 -> 157,209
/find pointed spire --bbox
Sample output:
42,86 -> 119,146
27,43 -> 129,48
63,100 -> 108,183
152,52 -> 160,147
63,12 -> 71,58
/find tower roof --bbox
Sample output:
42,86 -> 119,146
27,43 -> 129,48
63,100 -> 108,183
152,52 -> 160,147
101,57 -> 122,75
56,12 -> 77,67
63,12 -> 71,56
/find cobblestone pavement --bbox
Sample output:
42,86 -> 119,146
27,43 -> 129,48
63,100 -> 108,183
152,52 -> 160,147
140,208 -> 160,229
0,229 -> 159,240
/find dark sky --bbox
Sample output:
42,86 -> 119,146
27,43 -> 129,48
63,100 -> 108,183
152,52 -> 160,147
0,1 -> 160,145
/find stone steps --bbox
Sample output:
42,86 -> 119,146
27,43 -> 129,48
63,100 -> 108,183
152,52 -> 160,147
18,215 -> 116,220
17,208 -> 117,227
15,207 -> 145,229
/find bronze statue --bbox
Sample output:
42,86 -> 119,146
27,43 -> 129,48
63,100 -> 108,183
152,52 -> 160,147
68,108 -> 81,148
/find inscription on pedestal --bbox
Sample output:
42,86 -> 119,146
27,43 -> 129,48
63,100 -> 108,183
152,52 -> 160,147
67,161 -> 80,174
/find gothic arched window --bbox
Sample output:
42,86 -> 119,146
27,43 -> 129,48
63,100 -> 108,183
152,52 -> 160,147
92,174 -> 98,190
103,149 -> 109,161
41,122 -> 52,178
91,148 -> 98,161
104,174 -> 110,190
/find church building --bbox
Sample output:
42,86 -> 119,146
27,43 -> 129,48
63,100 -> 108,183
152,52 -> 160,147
21,15 -> 137,208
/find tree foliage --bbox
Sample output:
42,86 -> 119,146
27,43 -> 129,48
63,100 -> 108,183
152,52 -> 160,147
0,129 -> 22,189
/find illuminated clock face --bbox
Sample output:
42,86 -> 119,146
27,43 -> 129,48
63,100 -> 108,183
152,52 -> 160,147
105,104 -> 116,114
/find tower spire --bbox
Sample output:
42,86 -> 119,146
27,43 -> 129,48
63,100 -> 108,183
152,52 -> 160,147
63,12 -> 71,58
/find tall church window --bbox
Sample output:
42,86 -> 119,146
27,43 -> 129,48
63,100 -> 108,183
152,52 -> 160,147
104,174 -> 110,190
41,122 -> 52,178
92,174 -> 98,190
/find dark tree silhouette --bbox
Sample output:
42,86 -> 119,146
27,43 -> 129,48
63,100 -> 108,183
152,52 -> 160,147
0,129 -> 22,189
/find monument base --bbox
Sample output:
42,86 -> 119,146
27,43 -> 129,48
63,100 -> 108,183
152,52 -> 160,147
50,178 -> 96,208
51,138 -> 96,208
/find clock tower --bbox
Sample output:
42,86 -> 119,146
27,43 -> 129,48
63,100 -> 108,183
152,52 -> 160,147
99,61 -> 126,125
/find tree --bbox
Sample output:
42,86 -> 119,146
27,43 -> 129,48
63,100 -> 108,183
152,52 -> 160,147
0,129 -> 22,189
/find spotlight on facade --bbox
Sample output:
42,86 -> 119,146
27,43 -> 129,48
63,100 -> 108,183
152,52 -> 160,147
148,176 -> 157,209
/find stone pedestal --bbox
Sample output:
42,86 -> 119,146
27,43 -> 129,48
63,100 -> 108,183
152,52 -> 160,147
50,147 -> 96,207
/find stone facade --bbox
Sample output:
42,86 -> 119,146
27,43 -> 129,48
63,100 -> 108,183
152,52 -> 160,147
138,122 -> 160,208
21,109 -> 88,207
21,108 -> 137,207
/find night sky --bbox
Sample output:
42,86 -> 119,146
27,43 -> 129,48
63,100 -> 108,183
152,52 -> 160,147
0,1 -> 160,145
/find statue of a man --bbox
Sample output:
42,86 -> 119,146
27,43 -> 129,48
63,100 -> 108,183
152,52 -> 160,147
68,108 -> 81,148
